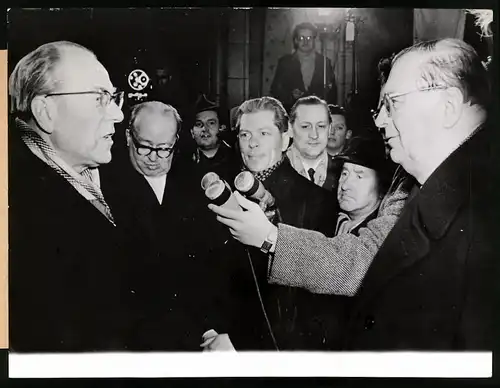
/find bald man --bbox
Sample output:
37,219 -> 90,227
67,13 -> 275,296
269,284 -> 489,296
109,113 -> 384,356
101,101 -> 241,351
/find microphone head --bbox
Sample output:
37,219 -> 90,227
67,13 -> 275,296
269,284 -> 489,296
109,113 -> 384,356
205,179 -> 225,201
234,171 -> 255,193
201,172 -> 220,191
205,179 -> 241,211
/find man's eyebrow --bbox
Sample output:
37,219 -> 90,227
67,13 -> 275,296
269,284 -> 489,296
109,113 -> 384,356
299,120 -> 328,124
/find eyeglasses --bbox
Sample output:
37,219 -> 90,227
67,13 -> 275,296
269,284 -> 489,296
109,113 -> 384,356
45,90 -> 125,109
297,36 -> 314,43
371,86 -> 448,122
194,118 -> 219,130
130,131 -> 177,158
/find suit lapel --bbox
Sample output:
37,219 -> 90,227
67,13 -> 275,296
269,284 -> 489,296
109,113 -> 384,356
290,55 -> 306,91
311,53 -> 325,92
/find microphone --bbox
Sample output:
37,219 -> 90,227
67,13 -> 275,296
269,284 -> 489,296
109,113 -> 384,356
234,171 -> 281,224
201,172 -> 220,191
234,171 -> 275,210
201,172 -> 241,211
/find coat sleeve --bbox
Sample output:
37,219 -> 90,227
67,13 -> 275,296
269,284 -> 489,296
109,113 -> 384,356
268,178 -> 410,296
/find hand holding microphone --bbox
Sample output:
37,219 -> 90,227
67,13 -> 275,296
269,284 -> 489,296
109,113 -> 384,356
201,172 -> 241,211
234,171 -> 275,210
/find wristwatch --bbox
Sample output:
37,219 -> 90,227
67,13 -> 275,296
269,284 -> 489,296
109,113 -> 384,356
260,226 -> 278,254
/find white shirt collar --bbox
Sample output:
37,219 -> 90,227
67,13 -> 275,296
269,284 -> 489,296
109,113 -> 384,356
300,151 -> 327,172
144,174 -> 167,204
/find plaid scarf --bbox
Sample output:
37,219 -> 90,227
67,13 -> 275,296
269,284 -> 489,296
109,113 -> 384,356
245,154 -> 285,183
17,118 -> 115,225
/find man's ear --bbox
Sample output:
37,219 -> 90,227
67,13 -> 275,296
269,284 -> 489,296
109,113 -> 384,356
281,131 -> 291,152
287,122 -> 294,139
30,96 -> 56,134
219,124 -> 226,132
346,129 -> 352,140
443,87 -> 464,129
125,128 -> 131,146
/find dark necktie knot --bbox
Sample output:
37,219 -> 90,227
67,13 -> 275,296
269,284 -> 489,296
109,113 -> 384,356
308,168 -> 315,182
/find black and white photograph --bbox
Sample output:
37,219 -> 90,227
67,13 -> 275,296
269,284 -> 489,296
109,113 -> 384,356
6,6 -> 496,378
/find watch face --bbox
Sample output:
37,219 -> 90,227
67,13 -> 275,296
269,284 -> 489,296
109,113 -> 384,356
260,240 -> 273,253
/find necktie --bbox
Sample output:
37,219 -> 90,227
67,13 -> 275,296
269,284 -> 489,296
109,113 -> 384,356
308,168 -> 315,182
81,168 -> 95,183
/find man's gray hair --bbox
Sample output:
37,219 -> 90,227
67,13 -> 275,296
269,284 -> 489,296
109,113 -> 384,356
392,38 -> 491,109
9,41 -> 95,118
129,101 -> 182,134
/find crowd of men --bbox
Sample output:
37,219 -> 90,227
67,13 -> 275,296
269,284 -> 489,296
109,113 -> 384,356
8,17 -> 495,353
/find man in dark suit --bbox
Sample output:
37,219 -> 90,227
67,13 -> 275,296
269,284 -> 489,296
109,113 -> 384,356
286,95 -> 343,192
208,96 -> 336,351
100,101 -> 239,351
270,22 -> 337,112
235,96 -> 336,239
209,38 -> 494,350
9,41 -> 130,352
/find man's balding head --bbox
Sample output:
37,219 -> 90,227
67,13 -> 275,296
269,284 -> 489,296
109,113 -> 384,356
127,101 -> 181,177
9,41 -> 95,119
374,38 -> 490,184
9,41 -> 124,172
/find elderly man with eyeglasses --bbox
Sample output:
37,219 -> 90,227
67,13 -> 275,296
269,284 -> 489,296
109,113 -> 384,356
8,41 -> 132,352
100,100 -> 242,351
209,38 -> 494,350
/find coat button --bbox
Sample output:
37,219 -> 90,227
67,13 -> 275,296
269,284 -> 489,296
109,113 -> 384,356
364,315 -> 375,330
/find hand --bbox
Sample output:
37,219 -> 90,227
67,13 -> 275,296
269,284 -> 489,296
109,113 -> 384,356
208,191 -> 274,248
292,88 -> 304,99
200,330 -> 236,352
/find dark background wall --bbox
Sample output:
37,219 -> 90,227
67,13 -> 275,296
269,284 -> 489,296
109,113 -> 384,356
348,8 -> 414,113
8,8 -> 225,117
7,7 -> 414,112
8,7 -> 489,127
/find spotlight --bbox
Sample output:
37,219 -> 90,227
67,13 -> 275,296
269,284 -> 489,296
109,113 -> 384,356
346,20 -> 355,42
